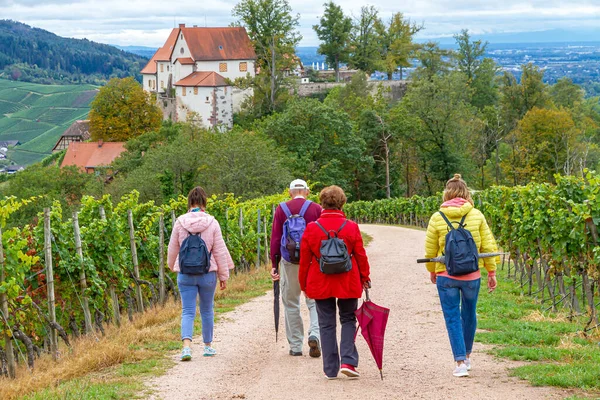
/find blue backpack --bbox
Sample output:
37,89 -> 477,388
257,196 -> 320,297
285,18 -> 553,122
439,211 -> 479,276
280,200 -> 312,263
178,226 -> 212,275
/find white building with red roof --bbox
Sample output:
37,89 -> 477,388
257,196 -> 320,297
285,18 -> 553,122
141,24 -> 256,130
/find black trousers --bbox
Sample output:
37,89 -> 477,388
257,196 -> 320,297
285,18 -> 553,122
315,298 -> 359,377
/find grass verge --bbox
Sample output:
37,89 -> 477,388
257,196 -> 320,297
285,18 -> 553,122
1,266 -> 272,400
477,269 -> 600,395
361,231 -> 373,246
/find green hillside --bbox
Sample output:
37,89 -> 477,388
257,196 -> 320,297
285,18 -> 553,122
0,78 -> 97,165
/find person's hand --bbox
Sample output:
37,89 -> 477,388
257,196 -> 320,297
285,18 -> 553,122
487,275 -> 497,293
271,268 -> 280,281
219,280 -> 227,290
363,281 -> 371,289
430,272 -> 437,284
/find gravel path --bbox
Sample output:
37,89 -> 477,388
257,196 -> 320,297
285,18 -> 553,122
147,225 -> 571,400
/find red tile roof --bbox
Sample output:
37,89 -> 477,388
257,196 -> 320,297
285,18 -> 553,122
175,57 -> 195,65
180,27 -> 256,61
174,71 -> 229,87
141,28 -> 180,74
61,141 -> 126,172
141,26 -> 256,75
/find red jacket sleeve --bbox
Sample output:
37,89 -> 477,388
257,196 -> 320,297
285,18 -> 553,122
270,205 -> 285,269
352,223 -> 370,284
299,223 -> 314,292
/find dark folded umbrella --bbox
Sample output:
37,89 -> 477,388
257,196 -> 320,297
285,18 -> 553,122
355,288 -> 390,380
274,256 -> 280,342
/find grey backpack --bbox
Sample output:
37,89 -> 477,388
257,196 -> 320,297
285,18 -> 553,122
315,221 -> 352,275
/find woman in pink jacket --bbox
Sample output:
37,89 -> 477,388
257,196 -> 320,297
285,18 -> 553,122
168,186 -> 235,361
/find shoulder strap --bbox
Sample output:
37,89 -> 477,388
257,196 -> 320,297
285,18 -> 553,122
438,211 -> 455,230
336,220 -> 348,234
299,200 -> 312,217
315,221 -> 332,238
459,213 -> 468,227
280,202 -> 292,218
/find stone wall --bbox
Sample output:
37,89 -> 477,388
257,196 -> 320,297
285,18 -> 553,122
295,80 -> 409,102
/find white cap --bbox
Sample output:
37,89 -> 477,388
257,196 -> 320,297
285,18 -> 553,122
289,179 -> 309,190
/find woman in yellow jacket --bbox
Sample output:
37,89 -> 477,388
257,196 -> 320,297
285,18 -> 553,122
424,174 -> 498,377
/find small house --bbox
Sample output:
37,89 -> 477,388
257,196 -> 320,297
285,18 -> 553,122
61,141 -> 126,174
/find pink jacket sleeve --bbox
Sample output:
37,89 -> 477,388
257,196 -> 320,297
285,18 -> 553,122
167,220 -> 182,272
212,220 -> 235,281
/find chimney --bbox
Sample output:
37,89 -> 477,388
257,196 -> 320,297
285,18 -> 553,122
98,139 -> 103,148
179,23 -> 185,28
193,25 -> 198,28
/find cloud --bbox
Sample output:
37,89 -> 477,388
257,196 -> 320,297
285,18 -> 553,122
1,0 -> 598,47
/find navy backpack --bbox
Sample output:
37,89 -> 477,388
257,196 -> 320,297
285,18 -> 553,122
178,226 -> 212,275
439,211 -> 479,276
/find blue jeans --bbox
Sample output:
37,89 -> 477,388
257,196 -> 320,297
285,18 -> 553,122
436,276 -> 481,361
177,272 -> 217,343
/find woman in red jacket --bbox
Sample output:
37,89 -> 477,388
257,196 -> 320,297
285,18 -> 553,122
299,185 -> 371,380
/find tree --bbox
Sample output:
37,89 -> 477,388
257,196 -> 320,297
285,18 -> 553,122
348,6 -> 382,74
550,77 -> 585,109
506,107 -> 580,184
454,30 -> 487,82
499,63 -> 550,132
377,13 -> 423,80
392,72 -> 478,191
257,98 -> 368,195
313,1 -> 353,82
454,30 -> 499,109
89,77 -> 162,142
414,42 -> 452,80
232,0 -> 301,113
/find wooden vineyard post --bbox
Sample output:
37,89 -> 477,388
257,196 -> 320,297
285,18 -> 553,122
159,213 -> 166,306
128,210 -> 144,313
44,209 -> 58,360
171,210 -> 176,230
263,214 -> 269,264
239,208 -> 244,236
0,225 -> 16,378
72,212 -> 94,335
256,209 -> 261,268
99,206 -> 120,327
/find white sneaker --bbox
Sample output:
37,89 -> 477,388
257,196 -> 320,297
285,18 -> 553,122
453,363 -> 469,377
203,346 -> 217,357
465,358 -> 472,371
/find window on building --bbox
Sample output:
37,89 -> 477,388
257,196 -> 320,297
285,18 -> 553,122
161,80 -> 164,89
219,63 -> 227,72
182,87 -> 186,96
180,47 -> 184,55
160,64 -> 164,72
224,87 -> 228,94
205,96 -> 210,103
194,87 -> 198,95
167,65 -> 170,71
180,34 -> 183,40
239,62 -> 247,72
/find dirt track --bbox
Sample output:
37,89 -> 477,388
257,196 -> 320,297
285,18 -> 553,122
147,225 -> 571,400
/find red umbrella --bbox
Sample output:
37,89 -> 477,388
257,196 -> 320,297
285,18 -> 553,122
355,288 -> 390,380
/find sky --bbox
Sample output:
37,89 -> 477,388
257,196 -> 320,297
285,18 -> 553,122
1,0 -> 600,47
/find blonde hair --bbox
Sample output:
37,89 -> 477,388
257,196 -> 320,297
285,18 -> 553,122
443,174 -> 473,205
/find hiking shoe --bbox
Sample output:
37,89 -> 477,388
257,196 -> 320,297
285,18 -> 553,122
203,346 -> 217,357
289,350 -> 302,356
308,336 -> 321,358
453,363 -> 469,377
325,374 -> 338,380
340,364 -> 360,378
465,358 -> 472,371
181,347 -> 192,361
